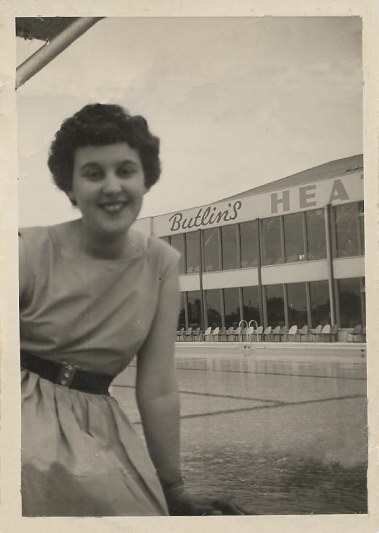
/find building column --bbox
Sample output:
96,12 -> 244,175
283,284 -> 289,328
257,218 -> 265,327
184,292 -> 189,329
199,229 -> 206,331
305,282 -> 312,327
324,205 -> 336,326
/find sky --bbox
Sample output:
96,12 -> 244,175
16,16 -> 363,227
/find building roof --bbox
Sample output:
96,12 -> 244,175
221,154 -> 363,201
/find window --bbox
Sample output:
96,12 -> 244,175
241,286 -> 261,324
240,221 -> 258,267
170,233 -> 185,274
223,288 -> 240,327
287,283 -> 307,327
185,231 -> 200,273
203,228 -> 220,272
361,278 -> 366,326
306,209 -> 326,260
261,217 -> 283,265
309,280 -> 330,327
221,224 -> 239,270
284,212 -> 305,262
205,289 -> 222,327
187,290 -> 201,327
265,284 -> 285,327
337,278 -> 364,328
358,201 -> 365,255
178,292 -> 186,328
334,203 -> 361,258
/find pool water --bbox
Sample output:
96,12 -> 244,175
112,349 -> 367,515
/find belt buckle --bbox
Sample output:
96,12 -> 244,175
57,362 -> 78,387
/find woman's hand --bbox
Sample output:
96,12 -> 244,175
164,484 -> 250,516
164,485 -> 221,515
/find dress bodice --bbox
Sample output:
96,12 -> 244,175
19,224 -> 179,376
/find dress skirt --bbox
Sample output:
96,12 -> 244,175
21,369 -> 169,516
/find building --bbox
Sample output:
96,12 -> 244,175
135,154 -> 365,338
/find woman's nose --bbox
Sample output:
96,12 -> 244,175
102,172 -> 122,193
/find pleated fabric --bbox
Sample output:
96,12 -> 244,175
21,370 -> 169,516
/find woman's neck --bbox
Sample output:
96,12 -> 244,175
77,220 -> 130,260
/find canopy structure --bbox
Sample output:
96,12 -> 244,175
16,17 -> 103,88
16,17 -> 81,41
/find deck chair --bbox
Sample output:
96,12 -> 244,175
191,327 -> 201,341
183,327 -> 192,342
320,324 -> 331,342
176,327 -> 184,341
262,326 -> 272,341
309,324 -> 322,341
271,325 -> 281,341
253,325 -> 263,341
224,326 -> 234,341
286,325 -> 298,341
219,326 -> 227,341
241,327 -> 248,341
347,324 -> 362,342
279,326 -> 288,341
245,326 -> 255,341
202,326 -> 212,341
296,325 -> 308,342
211,326 -> 220,341
230,326 -> 242,341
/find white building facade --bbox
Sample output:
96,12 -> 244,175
136,155 -> 365,336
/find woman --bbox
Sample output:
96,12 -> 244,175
19,103 -> 244,516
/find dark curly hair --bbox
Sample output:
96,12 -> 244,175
48,104 -> 161,198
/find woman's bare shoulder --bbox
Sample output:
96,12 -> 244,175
18,225 -> 49,244
18,220 -> 77,238
145,232 -> 180,262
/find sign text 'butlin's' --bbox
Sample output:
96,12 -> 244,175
169,201 -> 242,232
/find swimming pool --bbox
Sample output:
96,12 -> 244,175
112,344 -> 367,514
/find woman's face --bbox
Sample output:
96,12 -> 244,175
70,142 -> 147,238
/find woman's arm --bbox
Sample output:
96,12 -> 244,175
135,251 -> 182,488
136,246 -> 249,515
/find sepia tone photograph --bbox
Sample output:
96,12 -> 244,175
15,15 -> 367,519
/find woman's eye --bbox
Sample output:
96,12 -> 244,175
83,169 -> 103,181
118,166 -> 135,178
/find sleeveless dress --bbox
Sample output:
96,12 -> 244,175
19,224 -> 180,516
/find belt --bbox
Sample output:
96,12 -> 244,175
20,350 -> 113,395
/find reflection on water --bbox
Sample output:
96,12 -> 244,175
114,350 -> 367,514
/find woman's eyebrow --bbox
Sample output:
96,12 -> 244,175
79,159 -> 139,170
80,162 -> 101,170
118,159 -> 139,166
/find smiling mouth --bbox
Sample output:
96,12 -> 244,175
99,202 -> 127,213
